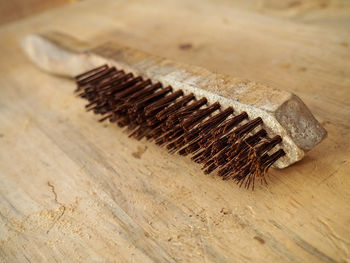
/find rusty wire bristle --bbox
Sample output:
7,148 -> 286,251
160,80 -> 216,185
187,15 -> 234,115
74,64 -> 286,189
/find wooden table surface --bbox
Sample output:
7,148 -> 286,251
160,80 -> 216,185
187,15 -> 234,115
0,0 -> 71,25
0,0 -> 349,262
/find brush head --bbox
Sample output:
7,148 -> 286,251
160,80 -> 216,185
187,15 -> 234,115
75,64 -> 287,189
20,31 -> 327,172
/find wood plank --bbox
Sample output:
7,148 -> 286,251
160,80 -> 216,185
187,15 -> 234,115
0,0 -> 349,262
0,0 -> 72,25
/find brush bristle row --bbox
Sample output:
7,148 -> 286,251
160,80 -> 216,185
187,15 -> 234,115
74,65 -> 285,189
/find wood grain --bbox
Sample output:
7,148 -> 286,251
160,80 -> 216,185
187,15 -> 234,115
0,0 -> 349,262
0,0 -> 73,25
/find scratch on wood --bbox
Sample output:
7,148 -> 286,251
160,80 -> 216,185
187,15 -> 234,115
318,161 -> 346,186
46,181 -> 66,234
47,182 -> 58,203
24,254 -> 31,263
318,170 -> 338,186
316,217 -> 350,257
231,215 -> 301,262
270,220 -> 338,263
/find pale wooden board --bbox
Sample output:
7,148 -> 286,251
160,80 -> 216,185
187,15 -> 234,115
0,0 -> 72,25
0,0 -> 349,262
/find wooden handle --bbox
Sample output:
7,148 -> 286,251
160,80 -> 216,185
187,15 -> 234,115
21,31 -> 102,77
21,31 -> 327,168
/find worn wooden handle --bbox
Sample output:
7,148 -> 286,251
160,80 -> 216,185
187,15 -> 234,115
21,31 -> 327,168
